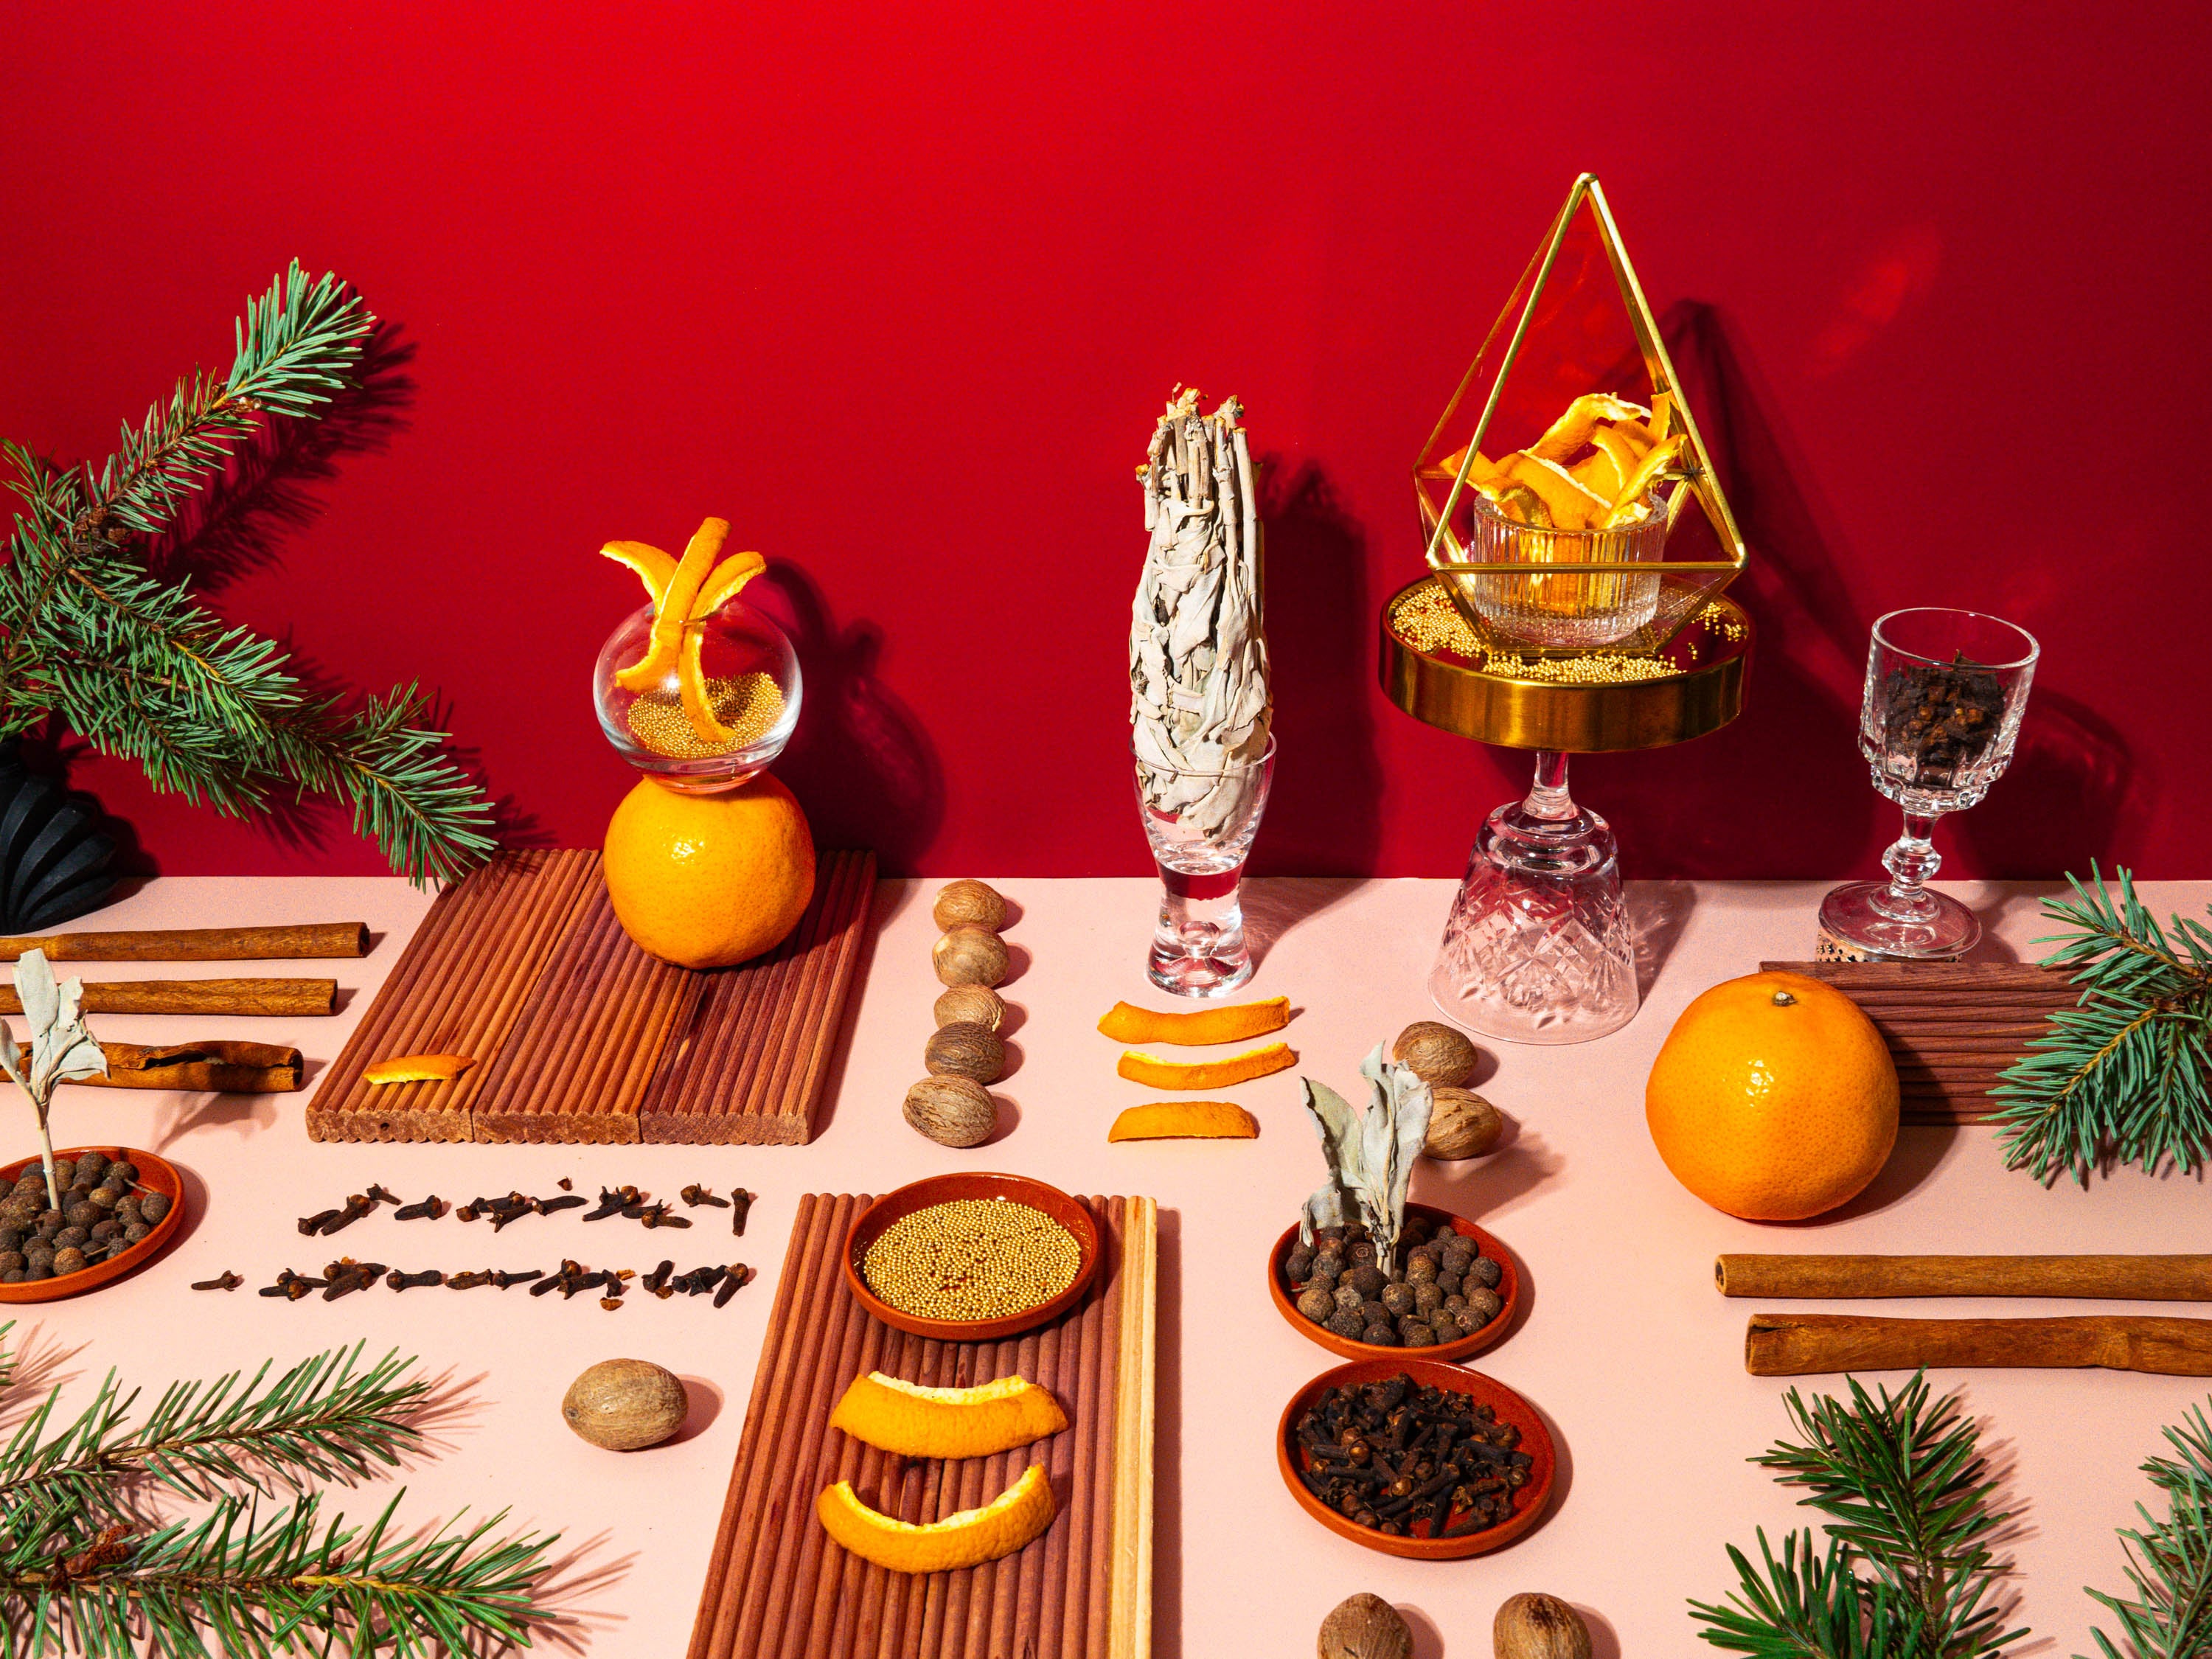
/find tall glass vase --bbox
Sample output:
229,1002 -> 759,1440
1430,751 -> 1638,1043
1131,737 -> 1276,998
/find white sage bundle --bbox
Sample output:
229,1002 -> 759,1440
1130,388 -> 1271,836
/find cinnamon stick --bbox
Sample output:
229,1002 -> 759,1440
0,977 -> 336,1017
34,1040 -> 304,1093
1720,1254 -> 2212,1301
1746,1312 -> 2212,1376
0,922 -> 369,961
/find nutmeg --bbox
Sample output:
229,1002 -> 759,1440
1393,1020 -> 1479,1087
933,926 -> 1009,988
1318,1592 -> 1412,1659
1492,1593 -> 1592,1659
902,1075 -> 996,1147
933,984 -> 1006,1032
1425,1086 -> 1503,1160
561,1358 -> 689,1451
932,879 -> 1008,933
924,1020 -> 1006,1085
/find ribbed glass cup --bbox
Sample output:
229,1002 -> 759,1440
1451,489 -> 1671,650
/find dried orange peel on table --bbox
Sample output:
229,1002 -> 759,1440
1096,995 -> 1290,1046
1116,1041 -> 1295,1090
829,1372 -> 1067,1458
601,516 -> 769,745
1107,1101 -> 1259,1141
817,1463 -> 1055,1573
363,1054 -> 473,1085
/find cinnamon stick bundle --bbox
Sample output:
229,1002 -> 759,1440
1719,1254 -> 2212,1301
1746,1312 -> 2212,1376
0,978 -> 335,1018
0,923 -> 369,962
22,1040 -> 305,1093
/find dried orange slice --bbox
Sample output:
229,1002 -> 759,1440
1108,1101 -> 1259,1141
1607,434 -> 1688,523
613,518 -> 729,694
1116,1042 -> 1295,1091
830,1372 -> 1067,1458
1528,393 -> 1653,462
1096,996 -> 1290,1046
1502,454 -> 1609,529
818,1463 -> 1054,1574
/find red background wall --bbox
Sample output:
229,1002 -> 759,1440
4,3 -> 2206,881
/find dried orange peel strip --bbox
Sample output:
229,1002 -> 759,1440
613,518 -> 729,693
677,551 -> 770,745
1096,995 -> 1289,1046
817,1462 -> 1054,1573
830,1372 -> 1067,1458
364,1053 -> 474,1085
1107,1101 -> 1258,1142
1116,1041 -> 1295,1091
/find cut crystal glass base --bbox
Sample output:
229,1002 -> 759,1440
1429,754 -> 1639,1045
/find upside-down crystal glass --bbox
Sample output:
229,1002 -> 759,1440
1131,737 -> 1276,997
1430,750 -> 1638,1043
1818,607 -> 2039,959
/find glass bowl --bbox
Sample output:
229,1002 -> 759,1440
1451,484 -> 1673,650
591,598 -> 801,793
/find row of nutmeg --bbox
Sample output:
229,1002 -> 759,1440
1320,1590 -> 1589,1659
905,881 -> 1015,1148
1391,1020 -> 1503,1161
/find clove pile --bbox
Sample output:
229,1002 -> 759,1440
1290,1373 -> 1534,1540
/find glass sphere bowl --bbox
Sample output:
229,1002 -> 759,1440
591,599 -> 801,792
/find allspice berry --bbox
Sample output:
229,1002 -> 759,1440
924,1021 -> 1006,1085
1426,1086 -> 1503,1160
1394,1020 -> 1479,1087
932,879 -> 1008,933
903,1076 -> 996,1147
1318,1592 -> 1413,1659
933,984 -> 1006,1032
1493,1593 -> 1592,1659
561,1358 -> 689,1451
933,926 -> 1009,988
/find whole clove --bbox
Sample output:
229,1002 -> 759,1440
386,1268 -> 444,1292
192,1270 -> 243,1292
392,1195 -> 448,1221
582,1186 -> 639,1222
562,1269 -> 610,1300
322,1259 -> 386,1280
729,1190 -> 754,1237
527,1270 -> 565,1297
538,1194 -> 587,1215
319,1195 -> 372,1237
680,1184 -> 728,1208
364,1183 -> 403,1208
448,1270 -> 495,1289
298,1208 -> 341,1237
642,1260 -> 675,1294
714,1264 -> 752,1308
640,1205 -> 689,1230
323,1268 -> 375,1301
493,1267 -> 543,1290
1290,1372 -> 1535,1542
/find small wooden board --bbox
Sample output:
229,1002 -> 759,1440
689,1192 -> 1158,1659
1763,959 -> 2073,1125
307,848 -> 873,1144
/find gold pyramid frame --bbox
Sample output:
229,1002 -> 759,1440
1415,173 -> 1747,655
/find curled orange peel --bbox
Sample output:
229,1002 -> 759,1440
829,1372 -> 1066,1458
602,522 -> 772,745
1096,996 -> 1290,1047
614,518 -> 729,694
1107,1101 -> 1258,1141
600,540 -> 678,603
1116,1041 -> 1295,1091
817,1463 -> 1054,1574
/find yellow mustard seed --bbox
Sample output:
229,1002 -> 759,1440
861,1197 -> 1081,1321
625,672 -> 785,759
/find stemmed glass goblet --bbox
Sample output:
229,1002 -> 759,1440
1131,737 -> 1276,997
1818,607 -> 2038,959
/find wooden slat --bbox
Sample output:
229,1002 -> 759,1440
689,1192 -> 1156,1659
306,848 -> 873,1144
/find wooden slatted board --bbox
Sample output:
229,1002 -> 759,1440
1763,959 -> 2074,1124
307,847 -> 874,1144
689,1193 -> 1157,1659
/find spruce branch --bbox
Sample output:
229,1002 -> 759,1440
2084,1402 -> 2212,1659
1691,1373 -> 2023,1659
1987,866 -> 2212,1186
0,264 -> 496,883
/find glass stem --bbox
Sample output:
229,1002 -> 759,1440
1525,750 -> 1573,820
1880,812 -> 1944,915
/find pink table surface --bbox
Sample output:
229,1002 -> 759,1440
17,873 -> 2212,1657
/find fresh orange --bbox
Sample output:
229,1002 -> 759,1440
602,773 -> 815,969
829,1372 -> 1067,1458
818,1463 -> 1055,1574
1644,970 -> 1899,1221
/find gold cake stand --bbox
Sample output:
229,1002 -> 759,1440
1381,575 -> 1753,1044
1380,576 -> 1752,749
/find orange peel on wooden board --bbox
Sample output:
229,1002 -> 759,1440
1431,392 -> 1688,530
362,1054 -> 473,1085
829,1372 -> 1067,1459
601,518 -> 769,745
1107,1101 -> 1259,1141
1096,996 -> 1290,1046
817,1462 -> 1055,1574
1116,1042 -> 1295,1091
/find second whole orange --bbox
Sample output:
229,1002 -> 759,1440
602,772 -> 815,969
1644,970 -> 1899,1221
